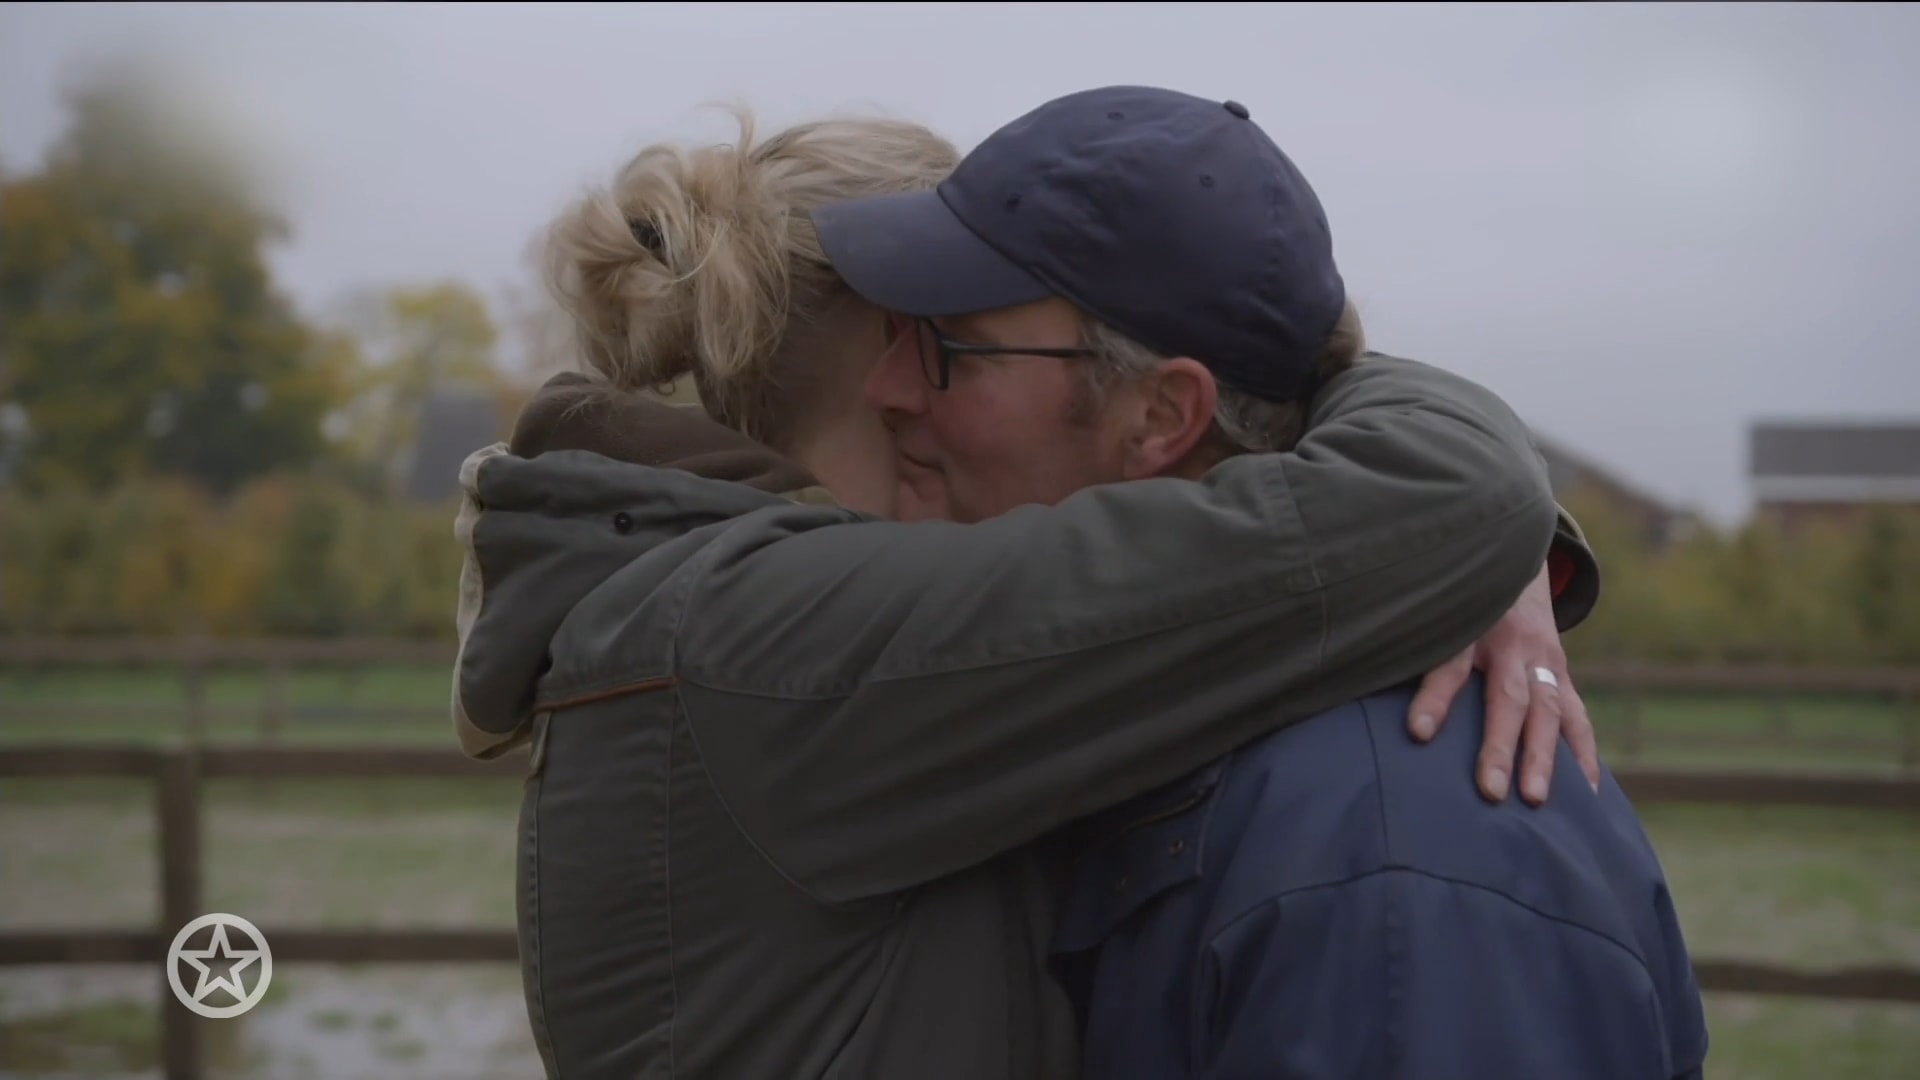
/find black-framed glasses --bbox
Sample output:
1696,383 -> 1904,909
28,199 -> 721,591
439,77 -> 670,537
913,318 -> 1099,391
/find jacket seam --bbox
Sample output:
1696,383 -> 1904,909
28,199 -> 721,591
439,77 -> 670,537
525,756 -> 555,1076
1357,698 -> 1403,1075
1356,698 -> 1396,861
1204,862 -> 1662,993
674,689 -> 849,908
668,540 -> 841,903
664,696 -> 679,1077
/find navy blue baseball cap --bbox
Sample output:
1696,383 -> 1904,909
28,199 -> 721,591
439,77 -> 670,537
810,85 -> 1346,402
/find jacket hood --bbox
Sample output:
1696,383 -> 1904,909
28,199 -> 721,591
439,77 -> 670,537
451,372 -> 835,759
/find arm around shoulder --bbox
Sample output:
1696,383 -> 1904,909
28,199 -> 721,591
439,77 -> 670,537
675,355 -> 1559,901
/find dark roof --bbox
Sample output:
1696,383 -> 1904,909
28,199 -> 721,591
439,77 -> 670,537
1749,421 -> 1920,479
405,388 -> 506,502
1532,432 -> 1679,517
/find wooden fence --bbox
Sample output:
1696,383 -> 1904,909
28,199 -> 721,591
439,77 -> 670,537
4,642 -> 1920,1077
0,746 -> 520,1080
0,637 -> 455,745
1,745 -> 1917,1079
6,638 -> 1919,768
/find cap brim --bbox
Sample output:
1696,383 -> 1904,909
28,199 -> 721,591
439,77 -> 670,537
811,189 -> 1054,317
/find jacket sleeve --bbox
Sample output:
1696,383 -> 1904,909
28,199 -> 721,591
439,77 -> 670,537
1548,506 -> 1601,633
664,356 -> 1560,903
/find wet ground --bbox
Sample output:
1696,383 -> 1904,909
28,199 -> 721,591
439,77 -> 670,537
3,780 -> 1915,1078
0,965 -> 540,1079
2,777 -> 532,1078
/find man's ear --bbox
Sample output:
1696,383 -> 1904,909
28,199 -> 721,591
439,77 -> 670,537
1121,358 -> 1219,480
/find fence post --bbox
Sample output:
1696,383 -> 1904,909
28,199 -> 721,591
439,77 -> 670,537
157,749 -> 205,1080
1622,687 -> 1645,763
181,651 -> 208,747
262,660 -> 290,744
1900,692 -> 1919,776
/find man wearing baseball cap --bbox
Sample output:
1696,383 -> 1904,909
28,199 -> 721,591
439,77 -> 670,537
813,85 -> 1708,1078
815,87 -> 1344,406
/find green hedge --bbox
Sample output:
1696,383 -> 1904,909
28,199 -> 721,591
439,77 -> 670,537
1556,491 -> 1920,666
4,477 -> 1917,663
1,476 -> 461,639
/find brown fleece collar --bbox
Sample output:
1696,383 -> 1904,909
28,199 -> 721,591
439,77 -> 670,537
509,371 -> 822,497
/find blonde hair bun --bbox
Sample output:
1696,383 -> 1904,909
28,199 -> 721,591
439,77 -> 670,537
545,108 -> 958,438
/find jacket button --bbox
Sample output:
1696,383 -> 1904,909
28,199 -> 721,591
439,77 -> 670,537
613,512 -> 635,534
1168,838 -> 1186,857
1111,876 -> 1129,895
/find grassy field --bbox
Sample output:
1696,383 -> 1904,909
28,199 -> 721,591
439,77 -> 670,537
2,663 -> 1917,1078
4,662 -> 1914,769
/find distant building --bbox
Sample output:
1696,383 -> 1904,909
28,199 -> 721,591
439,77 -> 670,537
1533,433 -> 1697,551
1749,419 -> 1920,532
401,375 -> 699,503
404,387 -> 509,504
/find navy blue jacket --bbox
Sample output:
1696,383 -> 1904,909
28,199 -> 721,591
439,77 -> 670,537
1049,674 -> 1710,1079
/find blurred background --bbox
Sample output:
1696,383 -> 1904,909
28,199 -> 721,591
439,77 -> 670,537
1,2 -> 1915,1078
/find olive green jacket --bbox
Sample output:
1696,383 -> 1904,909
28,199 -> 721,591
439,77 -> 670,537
451,355 -> 1596,1079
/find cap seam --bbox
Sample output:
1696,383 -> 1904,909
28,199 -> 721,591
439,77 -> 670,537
941,153 -> 1189,366
934,182 -> 1055,291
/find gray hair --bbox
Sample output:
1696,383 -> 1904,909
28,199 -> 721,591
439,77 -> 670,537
1075,302 -> 1366,455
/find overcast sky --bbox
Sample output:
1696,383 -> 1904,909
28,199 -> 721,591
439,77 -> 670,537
4,1 -> 1916,523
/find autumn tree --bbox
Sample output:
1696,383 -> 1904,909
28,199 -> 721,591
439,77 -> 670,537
0,67 -> 350,495
323,280 -> 509,498
1841,507 -> 1920,662
500,229 -> 580,383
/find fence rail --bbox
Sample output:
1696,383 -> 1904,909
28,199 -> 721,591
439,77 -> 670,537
2,745 -> 1917,1079
8,639 -> 1919,770
0,636 -> 455,667
5,645 -> 1920,1077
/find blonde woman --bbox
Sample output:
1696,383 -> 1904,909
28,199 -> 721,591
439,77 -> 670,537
454,108 -> 1601,1078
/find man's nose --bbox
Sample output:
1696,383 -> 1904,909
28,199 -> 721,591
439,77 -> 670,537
864,317 -> 931,419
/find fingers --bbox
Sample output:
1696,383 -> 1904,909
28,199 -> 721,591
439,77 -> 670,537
1516,667 -> 1563,807
1476,654 -> 1530,803
1408,646 -> 1475,742
1562,683 -> 1601,793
